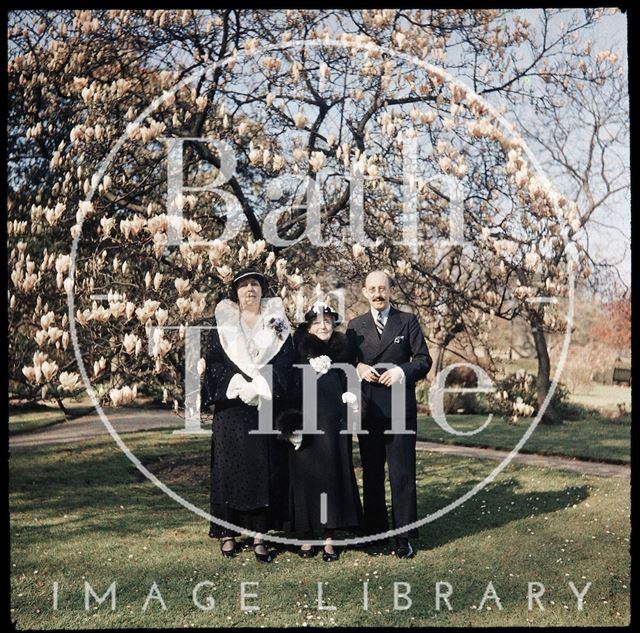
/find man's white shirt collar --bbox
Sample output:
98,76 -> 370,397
371,304 -> 391,323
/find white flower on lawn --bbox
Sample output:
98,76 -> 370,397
309,355 -> 331,374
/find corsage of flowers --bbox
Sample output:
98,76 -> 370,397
268,316 -> 287,340
309,355 -> 331,374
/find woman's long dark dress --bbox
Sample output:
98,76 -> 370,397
287,330 -> 363,534
201,320 -> 295,538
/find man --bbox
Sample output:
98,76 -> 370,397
346,270 -> 432,559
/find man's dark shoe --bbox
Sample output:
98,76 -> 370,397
395,538 -> 415,559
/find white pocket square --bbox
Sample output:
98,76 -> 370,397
394,336 -> 405,344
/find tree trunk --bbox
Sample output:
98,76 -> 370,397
434,344 -> 447,376
529,312 -> 563,425
54,395 -> 69,417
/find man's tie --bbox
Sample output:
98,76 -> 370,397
375,311 -> 385,337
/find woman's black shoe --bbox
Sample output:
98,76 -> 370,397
253,542 -> 273,563
298,546 -> 317,558
220,537 -> 237,559
322,546 -> 339,562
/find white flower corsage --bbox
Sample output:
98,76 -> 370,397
309,355 -> 331,374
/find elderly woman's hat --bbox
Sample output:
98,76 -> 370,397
302,300 -> 341,326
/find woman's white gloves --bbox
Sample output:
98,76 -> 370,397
226,374 -> 272,408
341,391 -> 360,414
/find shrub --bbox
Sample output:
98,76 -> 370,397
415,379 -> 490,415
487,370 -> 570,423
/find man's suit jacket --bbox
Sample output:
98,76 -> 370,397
346,306 -> 432,421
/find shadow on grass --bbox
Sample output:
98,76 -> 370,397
10,440 -> 589,553
9,403 -> 97,436
415,478 -> 589,551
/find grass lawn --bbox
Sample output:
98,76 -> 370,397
10,431 -> 629,628
8,395 -> 164,436
568,384 -> 631,415
8,403 -> 95,436
417,414 -> 630,465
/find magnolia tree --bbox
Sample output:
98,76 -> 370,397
7,9 -> 623,423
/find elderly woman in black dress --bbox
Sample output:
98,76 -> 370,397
279,301 -> 363,561
201,267 -> 295,563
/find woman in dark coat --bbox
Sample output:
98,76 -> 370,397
280,301 -> 363,561
201,267 -> 295,563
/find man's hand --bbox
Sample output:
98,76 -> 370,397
378,366 -> 404,387
357,362 -> 380,383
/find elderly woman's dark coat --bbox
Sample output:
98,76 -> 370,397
283,328 -> 363,534
201,298 -> 296,537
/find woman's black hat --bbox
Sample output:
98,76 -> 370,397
302,300 -> 341,325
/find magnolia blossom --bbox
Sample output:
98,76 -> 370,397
152,331 -> 172,358
216,265 -> 233,284
41,360 -> 58,382
136,299 -> 161,324
287,273 -> 303,290
155,308 -> 169,326
246,239 -> 266,260
352,243 -> 366,260
59,371 -> 81,392
189,292 -> 207,319
40,311 -> 55,329
109,302 -> 126,319
90,305 -> 110,324
22,366 -> 37,383
109,385 -> 137,407
207,239 -> 230,264
123,333 -> 140,354
120,215 -> 146,239
524,250 -> 541,271
309,151 -> 326,172
77,200 -> 95,222
293,111 -> 307,128
153,233 -> 168,258
100,217 -> 116,237
264,251 -> 276,270
93,356 -> 107,377
147,214 -> 169,235
47,327 -> 64,343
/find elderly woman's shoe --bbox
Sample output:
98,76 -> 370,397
298,545 -> 317,558
322,545 -> 339,562
253,542 -> 273,563
220,537 -> 237,559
